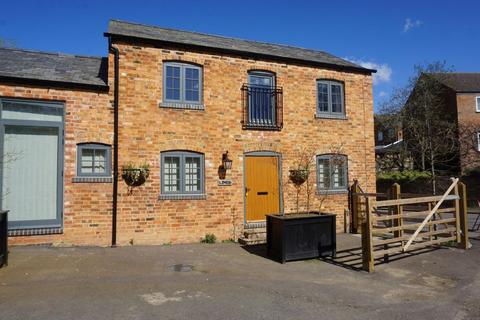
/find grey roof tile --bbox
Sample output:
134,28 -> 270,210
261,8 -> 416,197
430,73 -> 480,93
106,20 -> 375,74
0,48 -> 108,89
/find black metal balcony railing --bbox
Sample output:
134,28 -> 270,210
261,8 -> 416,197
241,84 -> 283,130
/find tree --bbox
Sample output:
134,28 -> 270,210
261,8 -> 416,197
288,143 -> 345,214
380,62 -> 459,194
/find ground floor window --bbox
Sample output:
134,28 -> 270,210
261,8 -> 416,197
160,151 -> 204,195
77,143 -> 111,177
316,154 -> 348,192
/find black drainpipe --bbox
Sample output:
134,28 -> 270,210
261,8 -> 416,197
109,37 -> 119,247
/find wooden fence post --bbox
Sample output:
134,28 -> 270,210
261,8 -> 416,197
458,182 -> 469,249
350,180 -> 361,234
362,197 -> 374,272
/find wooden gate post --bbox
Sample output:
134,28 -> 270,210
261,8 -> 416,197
362,197 -> 374,272
458,182 -> 469,249
390,183 -> 402,240
454,181 -> 461,244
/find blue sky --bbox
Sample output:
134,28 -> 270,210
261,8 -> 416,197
1,0 -> 479,111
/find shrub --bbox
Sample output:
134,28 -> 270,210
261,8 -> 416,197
200,233 -> 216,244
377,170 -> 432,183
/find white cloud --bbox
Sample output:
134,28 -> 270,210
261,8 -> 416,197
403,18 -> 422,33
379,91 -> 388,98
345,58 -> 392,85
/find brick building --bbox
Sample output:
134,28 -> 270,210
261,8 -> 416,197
406,73 -> 480,174
0,20 -> 376,246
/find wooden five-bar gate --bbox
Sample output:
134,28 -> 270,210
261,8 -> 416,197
350,178 -> 470,272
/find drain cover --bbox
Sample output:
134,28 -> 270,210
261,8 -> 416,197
169,264 -> 193,272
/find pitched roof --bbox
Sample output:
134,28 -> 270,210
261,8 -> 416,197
430,73 -> 480,93
0,48 -> 108,90
106,20 -> 375,74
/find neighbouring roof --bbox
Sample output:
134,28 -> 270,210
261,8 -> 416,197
0,48 -> 108,90
106,20 -> 375,74
375,139 -> 404,154
429,73 -> 480,93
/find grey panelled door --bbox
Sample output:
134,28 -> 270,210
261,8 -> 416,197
0,99 -> 64,229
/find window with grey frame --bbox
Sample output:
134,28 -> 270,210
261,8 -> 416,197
162,62 -> 203,107
77,143 -> 111,177
316,154 -> 348,192
316,80 -> 345,118
161,151 -> 205,195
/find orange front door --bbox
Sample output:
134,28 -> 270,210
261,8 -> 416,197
245,156 -> 280,221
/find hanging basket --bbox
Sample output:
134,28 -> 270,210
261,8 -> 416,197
121,167 -> 150,187
289,169 -> 309,186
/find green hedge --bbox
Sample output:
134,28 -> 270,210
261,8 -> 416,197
377,170 -> 432,183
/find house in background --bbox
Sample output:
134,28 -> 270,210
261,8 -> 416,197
0,20 -> 376,246
374,114 -> 410,172
405,73 -> 480,175
427,73 -> 480,174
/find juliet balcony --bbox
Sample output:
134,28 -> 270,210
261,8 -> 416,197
241,84 -> 283,131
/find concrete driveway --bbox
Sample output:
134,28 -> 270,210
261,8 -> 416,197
1,234 -> 479,320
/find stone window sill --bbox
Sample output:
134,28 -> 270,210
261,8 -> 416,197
72,176 -> 113,183
315,113 -> 347,120
159,102 -> 205,110
158,193 -> 207,200
8,227 -> 63,237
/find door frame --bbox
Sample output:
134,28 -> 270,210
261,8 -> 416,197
243,151 -> 283,225
0,98 -> 64,230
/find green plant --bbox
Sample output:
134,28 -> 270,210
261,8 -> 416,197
221,238 -> 235,243
289,169 -> 309,186
377,170 -> 432,183
200,233 -> 217,244
121,163 -> 150,187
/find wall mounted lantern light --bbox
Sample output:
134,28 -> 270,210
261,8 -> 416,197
222,151 -> 233,170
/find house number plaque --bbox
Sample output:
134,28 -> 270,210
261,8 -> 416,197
218,179 -> 232,186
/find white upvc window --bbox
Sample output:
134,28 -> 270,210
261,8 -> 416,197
476,96 -> 480,112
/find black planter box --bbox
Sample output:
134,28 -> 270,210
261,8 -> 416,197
266,213 -> 336,263
0,211 -> 8,268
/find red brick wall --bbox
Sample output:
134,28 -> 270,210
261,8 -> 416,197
112,41 -> 376,245
456,93 -> 480,172
0,43 -> 375,247
0,84 -> 113,246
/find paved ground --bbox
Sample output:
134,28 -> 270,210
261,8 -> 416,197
1,232 -> 479,320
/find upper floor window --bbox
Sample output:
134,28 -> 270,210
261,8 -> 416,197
476,96 -> 480,112
160,151 -> 205,196
77,143 -> 111,177
162,62 -> 203,109
316,80 -> 345,119
316,154 -> 348,192
241,71 -> 283,130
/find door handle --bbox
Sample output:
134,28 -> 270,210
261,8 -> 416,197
257,192 -> 268,195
